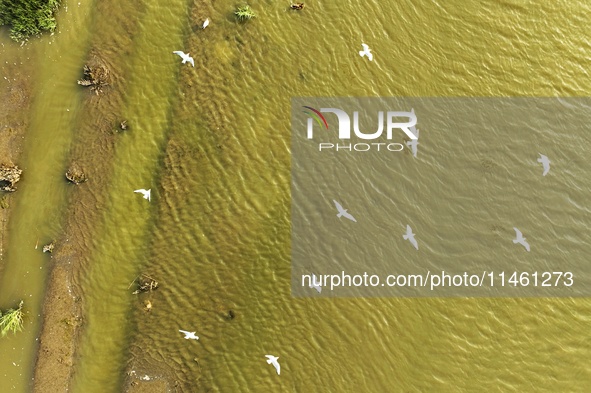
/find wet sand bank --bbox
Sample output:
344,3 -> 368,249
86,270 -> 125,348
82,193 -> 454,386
32,52 -> 124,392
0,63 -> 32,271
32,0 -> 150,388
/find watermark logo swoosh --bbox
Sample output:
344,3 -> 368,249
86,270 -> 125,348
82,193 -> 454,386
302,106 -> 329,129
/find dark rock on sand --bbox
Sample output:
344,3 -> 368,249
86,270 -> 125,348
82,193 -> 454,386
65,168 -> 87,185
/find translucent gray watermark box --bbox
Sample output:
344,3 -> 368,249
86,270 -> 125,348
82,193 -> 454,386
291,97 -> 591,297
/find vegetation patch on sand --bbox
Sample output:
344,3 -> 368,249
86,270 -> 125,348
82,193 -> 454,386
77,64 -> 111,95
0,0 -> 60,41
0,301 -> 24,336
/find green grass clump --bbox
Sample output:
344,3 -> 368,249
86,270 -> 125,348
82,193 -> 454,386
234,5 -> 256,21
0,0 -> 60,41
0,301 -> 24,337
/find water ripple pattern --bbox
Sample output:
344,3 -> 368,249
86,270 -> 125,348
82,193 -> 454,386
2,0 -> 591,391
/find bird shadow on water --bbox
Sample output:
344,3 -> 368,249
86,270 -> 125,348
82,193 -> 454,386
489,223 -> 505,237
476,156 -> 510,195
478,157 -> 500,176
190,23 -> 206,34
298,69 -> 306,82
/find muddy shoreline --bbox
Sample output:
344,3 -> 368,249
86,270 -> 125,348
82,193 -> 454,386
4,0 -> 206,390
31,57 -> 116,393
0,66 -> 31,276
1,2 -> 161,390
31,0 -> 167,390
0,36 -> 114,393
31,51 -> 128,391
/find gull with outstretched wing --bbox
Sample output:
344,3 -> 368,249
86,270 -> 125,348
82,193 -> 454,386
537,153 -> 550,176
265,355 -> 280,375
403,225 -> 418,250
173,51 -> 195,67
513,227 -> 530,252
333,200 -> 357,222
134,189 -> 151,202
309,274 -> 322,293
179,330 -> 199,340
406,128 -> 419,157
359,43 -> 373,61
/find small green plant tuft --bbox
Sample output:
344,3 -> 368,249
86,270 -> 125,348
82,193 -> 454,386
234,5 -> 256,22
0,301 -> 24,337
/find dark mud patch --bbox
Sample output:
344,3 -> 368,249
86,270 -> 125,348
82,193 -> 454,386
0,57 -> 33,276
0,76 -> 30,165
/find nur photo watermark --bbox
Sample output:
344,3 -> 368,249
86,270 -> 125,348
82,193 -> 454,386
291,97 -> 591,298
302,105 -> 417,152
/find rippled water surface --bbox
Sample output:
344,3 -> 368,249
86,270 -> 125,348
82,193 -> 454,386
1,0 -> 591,391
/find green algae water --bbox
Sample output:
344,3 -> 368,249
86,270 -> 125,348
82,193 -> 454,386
69,0 -> 194,390
2,0 -> 591,391
0,1 -> 94,390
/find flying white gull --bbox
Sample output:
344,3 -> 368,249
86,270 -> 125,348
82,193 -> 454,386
265,355 -> 280,375
179,330 -> 199,340
310,274 -> 322,293
333,200 -> 357,222
512,227 -> 530,252
134,189 -> 151,202
202,18 -> 210,29
359,43 -> 373,61
537,153 -> 550,176
403,225 -> 418,250
173,51 -> 195,67
406,128 -> 419,157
